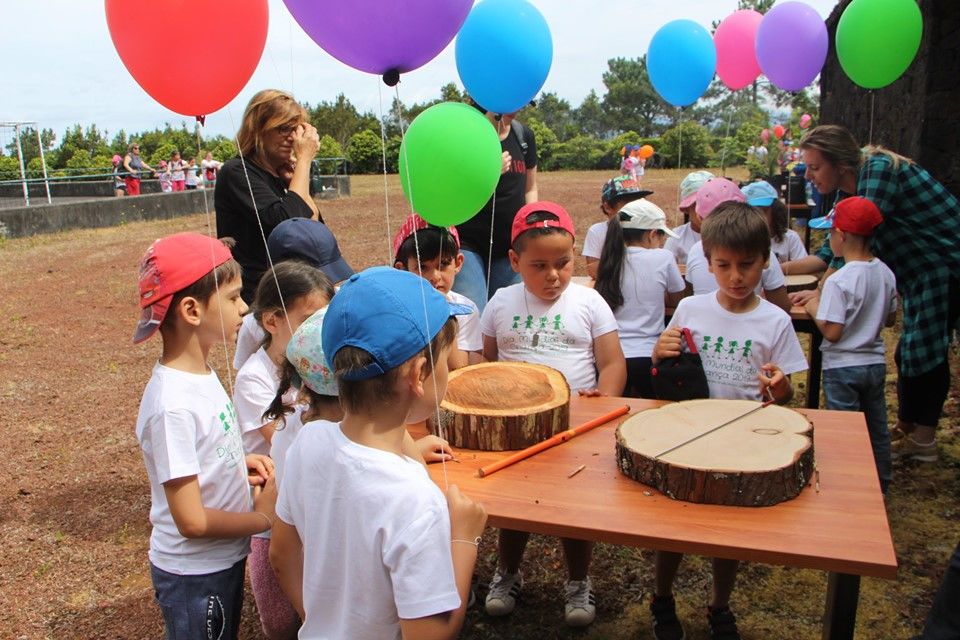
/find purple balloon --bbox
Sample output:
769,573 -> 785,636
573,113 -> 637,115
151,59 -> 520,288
284,0 -> 472,75
755,2 -> 828,92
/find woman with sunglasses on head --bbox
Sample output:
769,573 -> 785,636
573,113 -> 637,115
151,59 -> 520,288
216,89 -> 322,303
123,141 -> 156,196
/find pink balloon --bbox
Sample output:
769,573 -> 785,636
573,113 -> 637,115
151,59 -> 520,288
714,10 -> 763,91
800,113 -> 812,129
760,129 -> 770,144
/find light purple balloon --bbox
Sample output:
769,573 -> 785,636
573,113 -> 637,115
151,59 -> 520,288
284,0 -> 472,75
756,2 -> 828,92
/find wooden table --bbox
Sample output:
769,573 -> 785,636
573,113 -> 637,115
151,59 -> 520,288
415,396 -> 896,640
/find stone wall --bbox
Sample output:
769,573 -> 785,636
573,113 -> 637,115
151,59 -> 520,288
820,0 -> 959,195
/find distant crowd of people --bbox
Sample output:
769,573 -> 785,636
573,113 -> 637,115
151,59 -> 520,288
112,144 -> 223,197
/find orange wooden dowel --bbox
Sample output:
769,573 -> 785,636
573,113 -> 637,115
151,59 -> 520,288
477,404 -> 631,478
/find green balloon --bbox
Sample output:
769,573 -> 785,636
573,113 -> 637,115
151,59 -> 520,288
399,102 -> 502,227
836,0 -> 922,89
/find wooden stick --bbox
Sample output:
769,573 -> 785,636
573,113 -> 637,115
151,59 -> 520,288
567,464 -> 586,478
478,405 -> 631,478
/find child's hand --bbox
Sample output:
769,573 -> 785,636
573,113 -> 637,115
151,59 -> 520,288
652,328 -> 683,364
577,388 -> 605,398
416,435 -> 455,464
253,475 -> 277,524
789,289 -> 818,307
246,453 -> 274,486
758,364 -> 791,404
446,484 -> 487,541
500,151 -> 513,175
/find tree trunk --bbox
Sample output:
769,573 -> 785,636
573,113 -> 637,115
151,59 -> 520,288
616,399 -> 815,506
432,362 -> 570,451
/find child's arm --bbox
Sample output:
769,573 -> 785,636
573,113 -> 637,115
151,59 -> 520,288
758,364 -> 793,404
585,257 -> 599,280
665,290 -> 684,309
467,350 -> 484,365
410,433 -> 454,464
482,334 -> 498,363
164,473 -> 276,539
269,518 -> 305,620
447,347 -> 469,371
399,485 -> 486,640
764,286 -> 793,314
804,293 -> 845,342
582,331 -> 626,397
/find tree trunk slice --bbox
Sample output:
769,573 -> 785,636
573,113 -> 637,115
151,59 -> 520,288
615,399 -> 815,507
785,274 -> 819,293
432,362 -> 571,451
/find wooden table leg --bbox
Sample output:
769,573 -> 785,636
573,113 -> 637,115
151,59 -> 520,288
822,572 -> 861,640
806,330 -> 823,409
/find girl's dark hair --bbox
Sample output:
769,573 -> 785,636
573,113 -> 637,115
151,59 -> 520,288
251,260 -> 335,349
768,199 -> 789,243
395,227 -> 459,265
595,215 -> 656,310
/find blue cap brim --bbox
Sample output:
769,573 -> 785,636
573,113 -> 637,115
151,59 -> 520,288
747,196 -> 776,207
449,303 -> 474,317
808,216 -> 833,229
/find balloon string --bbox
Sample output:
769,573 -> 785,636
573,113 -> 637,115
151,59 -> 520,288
225,107 -> 295,344
677,108 -> 684,172
392,85 -> 449,491
377,80 -> 394,265
868,92 -> 875,146
195,117 -> 235,395
719,95 -> 737,174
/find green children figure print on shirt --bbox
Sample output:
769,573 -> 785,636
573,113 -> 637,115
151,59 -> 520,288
698,335 -> 755,361
216,401 -> 243,469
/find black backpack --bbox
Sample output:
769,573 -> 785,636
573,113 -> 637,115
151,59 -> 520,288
650,327 -> 710,402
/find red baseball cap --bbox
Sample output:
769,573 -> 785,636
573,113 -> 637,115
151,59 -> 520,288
392,214 -> 461,261
133,233 -> 233,344
511,201 -> 576,244
833,196 -> 884,236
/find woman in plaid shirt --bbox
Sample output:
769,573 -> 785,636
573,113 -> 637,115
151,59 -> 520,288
788,125 -> 960,464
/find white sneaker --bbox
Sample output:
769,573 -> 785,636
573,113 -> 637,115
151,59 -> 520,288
485,570 -> 522,616
564,577 -> 596,627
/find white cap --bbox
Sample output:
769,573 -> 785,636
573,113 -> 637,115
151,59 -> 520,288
618,199 -> 679,238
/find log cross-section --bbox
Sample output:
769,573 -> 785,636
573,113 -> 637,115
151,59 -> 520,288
615,399 -> 815,506
433,362 -> 571,451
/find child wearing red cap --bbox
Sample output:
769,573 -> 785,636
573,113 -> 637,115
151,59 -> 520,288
133,232 -> 277,639
804,197 -> 899,488
393,214 -> 482,370
480,201 -> 626,628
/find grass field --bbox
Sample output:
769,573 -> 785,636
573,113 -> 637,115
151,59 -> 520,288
0,170 -> 956,639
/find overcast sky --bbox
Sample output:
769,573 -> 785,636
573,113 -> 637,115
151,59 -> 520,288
3,0 -> 838,143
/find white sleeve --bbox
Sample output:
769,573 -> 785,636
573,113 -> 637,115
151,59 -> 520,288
582,223 -> 605,259
479,291 -> 502,338
816,277 -> 849,326
762,251 -> 786,290
586,288 -> 619,338
274,442 -> 300,525
786,231 -> 808,260
770,317 -> 809,376
665,259 -> 685,293
145,410 -> 202,484
233,370 -> 276,432
456,305 -> 483,353
233,316 -> 264,370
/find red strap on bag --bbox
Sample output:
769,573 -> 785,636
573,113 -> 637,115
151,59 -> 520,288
680,327 -> 698,355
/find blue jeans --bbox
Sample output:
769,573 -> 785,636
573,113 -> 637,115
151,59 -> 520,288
151,559 -> 246,640
822,363 -> 891,493
453,248 -> 521,314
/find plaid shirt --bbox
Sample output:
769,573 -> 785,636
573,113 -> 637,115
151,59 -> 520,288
815,154 -> 960,375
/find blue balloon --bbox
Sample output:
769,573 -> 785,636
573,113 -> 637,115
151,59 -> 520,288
455,0 -> 553,114
647,20 -> 717,107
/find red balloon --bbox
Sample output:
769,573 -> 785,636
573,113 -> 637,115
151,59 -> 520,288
106,0 -> 268,116
773,124 -> 786,139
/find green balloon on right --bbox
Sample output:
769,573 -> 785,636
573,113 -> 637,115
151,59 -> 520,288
836,0 -> 923,89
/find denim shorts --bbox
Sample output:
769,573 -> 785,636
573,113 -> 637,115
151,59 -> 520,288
150,558 -> 246,640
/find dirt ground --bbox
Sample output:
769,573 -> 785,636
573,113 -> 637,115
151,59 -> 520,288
0,170 -> 956,639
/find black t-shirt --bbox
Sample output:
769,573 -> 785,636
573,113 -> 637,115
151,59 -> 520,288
214,157 -> 318,302
457,120 -> 538,261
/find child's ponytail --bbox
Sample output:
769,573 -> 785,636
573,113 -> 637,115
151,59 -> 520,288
262,359 -> 299,429
595,215 -> 627,310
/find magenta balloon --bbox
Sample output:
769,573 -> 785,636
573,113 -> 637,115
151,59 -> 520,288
714,10 -> 762,91
283,0 -> 472,75
756,2 -> 828,92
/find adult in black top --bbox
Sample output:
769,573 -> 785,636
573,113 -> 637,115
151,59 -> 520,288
215,89 -> 321,302
452,104 -> 539,313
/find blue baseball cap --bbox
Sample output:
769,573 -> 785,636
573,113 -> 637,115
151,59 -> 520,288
267,218 -> 354,284
741,181 -> 779,207
808,207 -> 835,229
321,267 -> 473,381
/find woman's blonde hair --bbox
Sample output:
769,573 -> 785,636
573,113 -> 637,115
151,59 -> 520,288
235,89 -> 308,159
800,124 -> 913,171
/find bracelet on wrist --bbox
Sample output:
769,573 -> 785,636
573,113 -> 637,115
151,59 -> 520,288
254,511 -> 273,532
451,537 -> 481,547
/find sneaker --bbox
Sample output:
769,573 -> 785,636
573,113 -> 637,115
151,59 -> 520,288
564,577 -> 596,627
650,594 -> 685,640
485,570 -> 522,616
891,435 -> 938,462
707,606 -> 741,640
